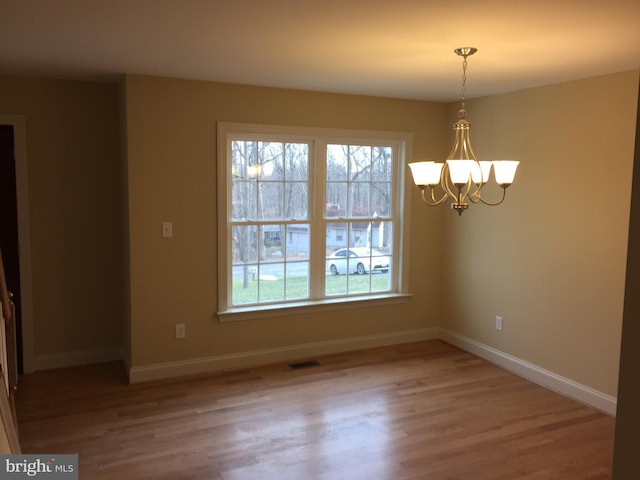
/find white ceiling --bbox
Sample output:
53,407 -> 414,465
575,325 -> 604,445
0,0 -> 639,101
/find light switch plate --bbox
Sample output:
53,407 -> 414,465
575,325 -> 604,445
162,222 -> 173,238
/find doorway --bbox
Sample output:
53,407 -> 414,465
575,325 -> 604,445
0,115 -> 34,374
0,125 -> 22,373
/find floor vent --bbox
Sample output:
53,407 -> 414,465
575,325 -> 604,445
288,360 -> 320,370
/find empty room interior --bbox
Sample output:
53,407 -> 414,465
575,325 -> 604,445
0,1 -> 639,478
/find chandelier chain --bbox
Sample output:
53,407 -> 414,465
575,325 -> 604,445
461,55 -> 468,112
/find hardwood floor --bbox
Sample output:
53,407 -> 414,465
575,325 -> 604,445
15,340 -> 615,479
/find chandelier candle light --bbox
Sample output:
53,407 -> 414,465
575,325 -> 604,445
409,47 -> 519,215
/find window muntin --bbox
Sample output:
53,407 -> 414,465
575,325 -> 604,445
218,123 -> 410,316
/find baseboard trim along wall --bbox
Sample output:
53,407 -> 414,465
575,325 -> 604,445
32,328 -> 617,415
31,346 -> 124,372
128,327 -> 441,383
439,329 -> 617,416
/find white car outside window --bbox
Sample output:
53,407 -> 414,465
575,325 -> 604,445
326,248 -> 390,275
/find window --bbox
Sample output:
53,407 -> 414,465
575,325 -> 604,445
217,123 -> 411,320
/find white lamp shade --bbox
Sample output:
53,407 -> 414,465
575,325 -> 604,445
470,161 -> 493,185
446,160 -> 475,185
493,160 -> 520,186
409,161 -> 443,186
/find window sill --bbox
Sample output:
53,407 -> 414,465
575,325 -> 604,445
217,293 -> 413,323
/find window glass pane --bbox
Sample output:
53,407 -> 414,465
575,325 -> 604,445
285,143 -> 309,181
372,146 -> 393,182
349,183 -> 370,217
232,180 -> 257,221
371,182 -> 391,217
262,225 -> 283,259
285,224 -> 309,259
232,140 -> 258,175
233,225 -> 258,264
232,263 -> 258,305
258,182 -> 283,219
375,221 -> 392,251
231,139 -> 260,221
326,222 -> 348,255
349,145 -> 371,182
327,144 -> 348,181
285,182 -> 308,219
326,222 -> 347,293
285,224 -> 310,300
352,222 -> 368,248
371,244 -> 392,292
286,261 -> 308,300
258,262 -> 284,302
261,141 -> 283,181
326,182 -> 347,217
231,224 -> 260,305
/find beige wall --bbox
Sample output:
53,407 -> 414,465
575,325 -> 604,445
441,71 -> 639,397
0,76 -> 123,361
123,75 -> 447,367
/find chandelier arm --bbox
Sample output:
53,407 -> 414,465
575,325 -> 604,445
474,186 -> 508,206
442,170 -> 473,207
468,183 -> 484,203
440,162 -> 460,200
441,177 -> 458,200
417,187 -> 449,206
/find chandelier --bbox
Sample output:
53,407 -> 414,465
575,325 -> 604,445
409,47 -> 519,215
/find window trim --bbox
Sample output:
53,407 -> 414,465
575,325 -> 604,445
216,122 -> 413,322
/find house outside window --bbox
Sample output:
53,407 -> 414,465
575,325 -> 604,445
217,123 -> 412,320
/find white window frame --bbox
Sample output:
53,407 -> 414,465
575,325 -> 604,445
216,122 -> 412,322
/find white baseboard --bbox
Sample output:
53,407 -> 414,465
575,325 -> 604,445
31,328 -> 616,416
439,329 -> 617,415
31,346 -> 123,372
128,327 -> 440,383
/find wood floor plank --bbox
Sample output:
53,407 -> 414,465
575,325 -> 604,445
15,340 -> 615,479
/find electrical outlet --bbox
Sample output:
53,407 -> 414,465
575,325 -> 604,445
175,323 -> 186,339
495,315 -> 503,331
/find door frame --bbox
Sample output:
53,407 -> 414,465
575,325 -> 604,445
0,114 -> 34,373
